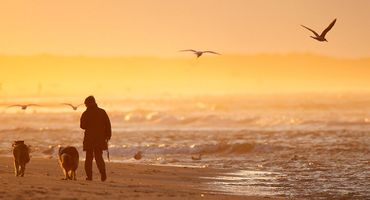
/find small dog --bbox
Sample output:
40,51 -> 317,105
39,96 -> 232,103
12,140 -> 30,177
58,146 -> 79,180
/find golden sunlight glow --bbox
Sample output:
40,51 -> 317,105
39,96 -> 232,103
0,1 -> 370,98
1,54 -> 370,97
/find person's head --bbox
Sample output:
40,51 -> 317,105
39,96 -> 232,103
84,95 -> 97,108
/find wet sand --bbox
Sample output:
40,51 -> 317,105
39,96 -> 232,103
0,157 -> 282,200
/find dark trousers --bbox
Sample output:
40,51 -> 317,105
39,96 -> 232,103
85,148 -> 106,179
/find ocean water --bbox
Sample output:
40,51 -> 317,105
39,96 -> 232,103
0,95 -> 369,199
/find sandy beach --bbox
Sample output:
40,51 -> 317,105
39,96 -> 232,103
0,157 -> 281,200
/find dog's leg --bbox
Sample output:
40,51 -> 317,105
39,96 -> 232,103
62,169 -> 69,180
72,170 -> 77,180
20,163 -> 25,177
58,159 -> 66,180
67,170 -> 71,180
71,170 -> 74,180
69,170 -> 73,180
14,160 -> 19,176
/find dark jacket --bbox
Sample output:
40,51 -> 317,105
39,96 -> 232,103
80,104 -> 111,151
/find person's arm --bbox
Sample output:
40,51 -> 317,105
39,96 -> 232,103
80,112 -> 87,130
104,111 -> 112,140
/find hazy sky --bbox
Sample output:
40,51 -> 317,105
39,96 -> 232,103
1,0 -> 370,58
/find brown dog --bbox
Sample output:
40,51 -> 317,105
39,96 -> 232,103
12,140 -> 30,177
58,146 -> 79,180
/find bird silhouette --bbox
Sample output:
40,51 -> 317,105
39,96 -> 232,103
301,18 -> 337,42
7,104 -> 40,110
134,151 -> 142,160
60,103 -> 83,111
180,49 -> 221,58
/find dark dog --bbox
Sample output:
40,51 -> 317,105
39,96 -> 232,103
58,146 -> 79,180
12,141 -> 30,177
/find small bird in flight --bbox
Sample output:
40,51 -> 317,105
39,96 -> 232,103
301,18 -> 337,42
179,49 -> 221,58
61,103 -> 83,111
7,104 -> 40,110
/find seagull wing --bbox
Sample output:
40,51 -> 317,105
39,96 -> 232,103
27,104 -> 41,106
301,25 -> 320,37
6,104 -> 22,108
320,18 -> 336,37
61,103 -> 76,109
26,104 -> 41,108
179,49 -> 198,53
203,51 -> 221,55
73,104 -> 84,110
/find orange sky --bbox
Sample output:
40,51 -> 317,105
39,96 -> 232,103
0,0 -> 370,58
1,1 -> 370,98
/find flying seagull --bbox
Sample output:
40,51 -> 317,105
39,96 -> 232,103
61,103 -> 83,111
301,18 -> 337,42
180,49 -> 221,58
7,104 -> 40,110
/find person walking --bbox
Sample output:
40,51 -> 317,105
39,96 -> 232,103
80,96 -> 111,181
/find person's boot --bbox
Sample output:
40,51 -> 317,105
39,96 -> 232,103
85,169 -> 92,181
85,158 -> 93,181
101,171 -> 107,182
85,172 -> 92,181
